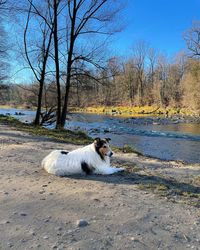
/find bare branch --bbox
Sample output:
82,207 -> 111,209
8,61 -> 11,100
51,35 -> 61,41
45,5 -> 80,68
183,21 -> 200,57
75,0 -> 107,37
27,0 -> 52,29
24,1 -> 40,82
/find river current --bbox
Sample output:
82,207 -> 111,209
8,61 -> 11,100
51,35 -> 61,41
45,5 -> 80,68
1,108 -> 200,164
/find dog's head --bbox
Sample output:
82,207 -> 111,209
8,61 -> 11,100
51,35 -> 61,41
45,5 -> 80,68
94,137 -> 113,160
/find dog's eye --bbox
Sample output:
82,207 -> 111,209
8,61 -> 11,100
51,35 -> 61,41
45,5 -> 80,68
103,145 -> 107,148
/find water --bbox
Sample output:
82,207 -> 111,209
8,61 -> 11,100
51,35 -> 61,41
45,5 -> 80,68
0,107 -> 35,123
65,113 -> 200,164
1,108 -> 200,164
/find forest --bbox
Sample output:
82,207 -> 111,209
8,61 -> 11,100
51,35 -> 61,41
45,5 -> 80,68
0,0 -> 200,128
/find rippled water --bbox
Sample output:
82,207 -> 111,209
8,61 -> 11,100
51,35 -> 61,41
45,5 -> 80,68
1,108 -> 200,164
65,113 -> 200,164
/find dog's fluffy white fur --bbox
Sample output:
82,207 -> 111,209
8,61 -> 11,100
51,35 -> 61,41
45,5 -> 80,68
42,138 -> 124,176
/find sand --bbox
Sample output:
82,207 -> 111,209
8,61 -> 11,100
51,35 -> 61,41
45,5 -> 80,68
0,123 -> 200,250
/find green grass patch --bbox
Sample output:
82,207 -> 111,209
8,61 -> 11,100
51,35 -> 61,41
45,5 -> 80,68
0,114 -> 92,145
193,175 -> 200,185
122,145 -> 143,156
136,174 -> 200,207
111,145 -> 143,156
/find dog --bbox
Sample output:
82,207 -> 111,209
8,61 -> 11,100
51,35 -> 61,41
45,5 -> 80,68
42,137 -> 124,176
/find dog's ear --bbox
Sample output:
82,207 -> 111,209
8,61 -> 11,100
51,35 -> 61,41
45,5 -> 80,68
104,137 -> 111,143
94,137 -> 101,144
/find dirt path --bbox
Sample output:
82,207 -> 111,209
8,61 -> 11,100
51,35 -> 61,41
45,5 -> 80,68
0,123 -> 200,250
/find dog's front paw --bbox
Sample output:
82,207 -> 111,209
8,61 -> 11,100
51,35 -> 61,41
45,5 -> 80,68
111,167 -> 124,174
103,168 -> 121,175
115,167 -> 124,173
99,167 -> 124,175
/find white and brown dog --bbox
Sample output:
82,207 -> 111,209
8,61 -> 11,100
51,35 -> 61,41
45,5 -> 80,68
42,137 -> 124,176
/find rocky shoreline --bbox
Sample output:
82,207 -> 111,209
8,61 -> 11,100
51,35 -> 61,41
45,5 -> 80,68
123,115 -> 200,126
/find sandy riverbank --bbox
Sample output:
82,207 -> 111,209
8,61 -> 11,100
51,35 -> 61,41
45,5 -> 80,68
0,123 -> 200,250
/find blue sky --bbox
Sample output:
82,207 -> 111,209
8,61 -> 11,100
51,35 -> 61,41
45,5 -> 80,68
11,0 -> 200,84
114,0 -> 200,56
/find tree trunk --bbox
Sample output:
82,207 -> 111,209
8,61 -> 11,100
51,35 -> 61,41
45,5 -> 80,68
60,0 -> 76,128
53,0 -> 61,128
33,31 -> 53,126
34,79 -> 44,126
60,76 -> 70,127
60,52 -> 73,127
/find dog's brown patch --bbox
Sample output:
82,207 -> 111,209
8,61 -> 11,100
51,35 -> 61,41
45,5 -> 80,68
98,143 -> 110,159
94,138 -> 111,160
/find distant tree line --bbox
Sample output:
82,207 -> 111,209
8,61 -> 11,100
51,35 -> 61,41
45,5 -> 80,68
5,48 -> 200,112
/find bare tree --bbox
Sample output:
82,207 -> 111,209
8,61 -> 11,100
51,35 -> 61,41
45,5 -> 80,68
183,21 -> 200,57
24,0 -> 65,127
59,0 -> 124,127
147,47 -> 158,86
23,0 -> 53,126
120,60 -> 137,105
132,40 -> 149,105
52,0 -> 62,127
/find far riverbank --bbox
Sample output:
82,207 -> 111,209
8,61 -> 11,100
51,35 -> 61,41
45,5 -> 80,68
72,106 -> 200,121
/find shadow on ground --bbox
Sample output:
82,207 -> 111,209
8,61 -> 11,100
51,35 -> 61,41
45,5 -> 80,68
59,170 -> 200,207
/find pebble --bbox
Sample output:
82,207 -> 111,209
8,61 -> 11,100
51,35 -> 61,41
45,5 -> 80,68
39,191 -> 45,194
20,213 -> 27,217
76,219 -> 90,227
7,242 -> 14,248
130,237 -> 140,242
93,198 -> 101,202
56,241 -> 64,246
43,235 -> 49,239
42,184 -> 48,188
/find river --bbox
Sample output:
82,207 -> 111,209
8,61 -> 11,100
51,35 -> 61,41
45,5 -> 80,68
1,107 -> 200,164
